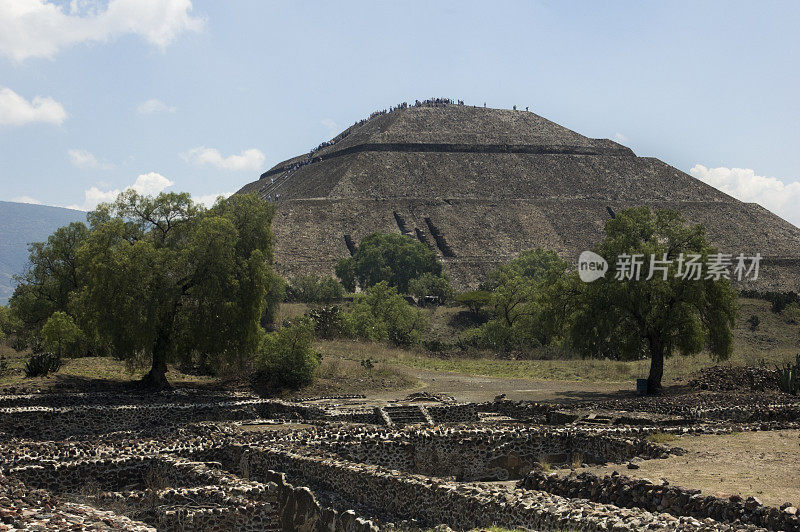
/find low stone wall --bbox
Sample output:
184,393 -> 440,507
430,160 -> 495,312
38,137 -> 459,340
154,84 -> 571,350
321,426 -> 674,480
0,398 -> 330,440
426,403 -> 478,423
260,469 -> 379,531
519,471 -> 800,532
229,444 -> 741,531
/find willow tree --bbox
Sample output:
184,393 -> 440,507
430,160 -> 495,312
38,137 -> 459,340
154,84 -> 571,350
78,191 -> 274,388
569,207 -> 737,393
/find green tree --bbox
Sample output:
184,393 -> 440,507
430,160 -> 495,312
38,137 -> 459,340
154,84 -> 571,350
77,191 -> 275,388
469,249 -> 571,351
336,233 -> 443,292
286,274 -> 344,303
41,311 -> 81,357
10,222 -> 89,343
408,272 -> 454,303
334,258 -> 357,292
255,317 -> 319,390
569,207 -> 737,393
342,282 -> 427,346
455,290 -> 492,319
0,305 -> 8,341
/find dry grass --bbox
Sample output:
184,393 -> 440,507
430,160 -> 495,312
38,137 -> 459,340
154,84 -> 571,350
0,344 -> 213,391
316,298 -> 800,385
287,353 -> 418,398
0,298 -> 795,391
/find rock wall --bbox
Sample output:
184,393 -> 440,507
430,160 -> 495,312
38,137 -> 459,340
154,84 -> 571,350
519,470 -> 800,532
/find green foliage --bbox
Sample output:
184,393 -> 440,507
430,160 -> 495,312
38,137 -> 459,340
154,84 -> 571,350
740,290 -> 799,314
569,207 -> 738,392
9,190 -> 280,388
261,272 -> 286,328
24,352 -> 63,378
255,317 -> 320,390
776,354 -> 800,395
306,306 -> 343,339
747,314 -> 761,331
335,232 -> 443,292
334,258 -> 357,292
408,272 -> 453,304
341,282 -> 427,346
455,290 -> 492,319
10,222 -> 89,340
465,249 -> 572,351
41,311 -> 81,357
286,275 -> 344,303
0,305 -> 10,341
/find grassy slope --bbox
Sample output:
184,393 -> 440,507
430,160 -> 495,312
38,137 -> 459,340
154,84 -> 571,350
1,297 -> 796,392
316,298 -> 799,385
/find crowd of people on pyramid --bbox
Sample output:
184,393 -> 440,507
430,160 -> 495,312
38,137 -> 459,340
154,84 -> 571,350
262,98 -> 531,200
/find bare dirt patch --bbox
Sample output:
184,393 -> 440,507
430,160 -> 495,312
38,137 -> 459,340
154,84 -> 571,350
579,429 -> 800,508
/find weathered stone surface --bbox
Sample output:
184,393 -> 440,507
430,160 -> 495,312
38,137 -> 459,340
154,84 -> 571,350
237,101 -> 800,291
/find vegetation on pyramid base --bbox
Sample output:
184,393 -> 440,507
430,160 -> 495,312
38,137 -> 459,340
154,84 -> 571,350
776,354 -> 800,395
341,282 -> 427,347
286,274 -> 344,304
253,317 -> 319,392
335,232 -> 448,294
24,352 -> 62,378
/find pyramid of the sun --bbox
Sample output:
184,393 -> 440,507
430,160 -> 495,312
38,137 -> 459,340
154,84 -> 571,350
237,102 -> 800,291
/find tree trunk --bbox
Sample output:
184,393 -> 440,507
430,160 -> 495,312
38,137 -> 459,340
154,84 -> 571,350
141,328 -> 172,390
647,346 -> 665,395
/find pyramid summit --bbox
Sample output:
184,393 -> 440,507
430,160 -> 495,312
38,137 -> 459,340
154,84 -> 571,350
238,100 -> 800,290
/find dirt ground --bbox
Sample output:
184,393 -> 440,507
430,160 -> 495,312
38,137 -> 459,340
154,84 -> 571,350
369,367 -> 632,403
577,430 -> 800,508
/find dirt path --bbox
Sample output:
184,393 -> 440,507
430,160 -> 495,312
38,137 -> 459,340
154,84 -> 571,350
369,367 -> 632,404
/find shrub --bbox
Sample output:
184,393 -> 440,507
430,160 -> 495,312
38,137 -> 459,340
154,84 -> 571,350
286,275 -> 344,303
747,314 -> 760,331
254,317 -> 320,391
336,232 -> 443,292
24,352 -> 62,378
41,311 -> 81,357
307,306 -> 343,339
341,282 -> 427,346
408,272 -> 453,304
455,290 -> 492,319
776,354 -> 800,396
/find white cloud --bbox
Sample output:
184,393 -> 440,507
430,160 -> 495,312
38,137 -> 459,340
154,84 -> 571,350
181,147 -> 266,171
613,132 -> 628,142
11,196 -> 42,205
73,171 -> 174,210
690,164 -> 800,227
0,0 -> 204,61
321,118 -> 338,137
194,191 -> 233,208
68,148 -> 114,169
136,98 -> 175,114
0,86 -> 67,126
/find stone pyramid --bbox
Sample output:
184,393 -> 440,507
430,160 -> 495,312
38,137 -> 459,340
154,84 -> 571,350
237,102 -> 800,291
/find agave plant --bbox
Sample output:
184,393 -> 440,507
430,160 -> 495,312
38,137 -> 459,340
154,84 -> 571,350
776,354 -> 800,395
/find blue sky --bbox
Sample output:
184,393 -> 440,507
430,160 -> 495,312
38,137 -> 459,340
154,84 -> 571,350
1,0 -> 798,225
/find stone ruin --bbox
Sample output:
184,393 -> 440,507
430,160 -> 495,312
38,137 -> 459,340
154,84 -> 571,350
1,389 -> 799,531
237,101 -> 800,291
